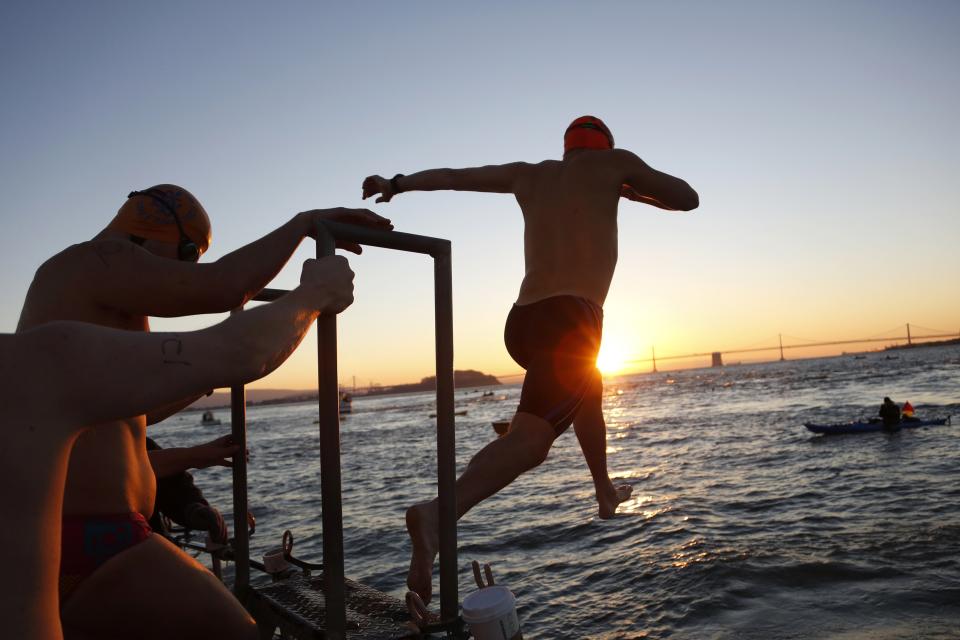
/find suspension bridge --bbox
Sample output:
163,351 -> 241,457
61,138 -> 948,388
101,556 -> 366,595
630,323 -> 960,372
494,323 -> 959,380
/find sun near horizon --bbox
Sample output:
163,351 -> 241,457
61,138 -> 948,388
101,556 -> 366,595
596,333 -> 632,375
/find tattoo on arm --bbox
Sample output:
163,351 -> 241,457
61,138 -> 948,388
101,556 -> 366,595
161,335 -> 191,366
94,240 -> 125,268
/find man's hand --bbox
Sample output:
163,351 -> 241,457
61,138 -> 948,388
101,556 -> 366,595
361,175 -> 395,204
183,502 -> 229,544
300,256 -> 355,314
192,434 -> 243,469
300,207 -> 393,254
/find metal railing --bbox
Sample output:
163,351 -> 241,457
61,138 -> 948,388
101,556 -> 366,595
229,221 -> 459,637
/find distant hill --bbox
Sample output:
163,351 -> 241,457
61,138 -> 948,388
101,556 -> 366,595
186,389 -> 310,410
186,369 -> 501,410
363,369 -> 500,397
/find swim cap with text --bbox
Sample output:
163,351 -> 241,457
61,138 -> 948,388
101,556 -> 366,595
107,184 -> 211,255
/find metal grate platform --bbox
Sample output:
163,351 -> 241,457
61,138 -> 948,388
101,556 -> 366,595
246,574 -> 438,639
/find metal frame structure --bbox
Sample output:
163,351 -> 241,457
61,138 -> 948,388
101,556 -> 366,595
228,221 -> 459,637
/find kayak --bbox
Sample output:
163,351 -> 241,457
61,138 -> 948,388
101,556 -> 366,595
805,416 -> 951,435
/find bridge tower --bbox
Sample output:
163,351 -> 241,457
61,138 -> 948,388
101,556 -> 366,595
711,351 -> 723,367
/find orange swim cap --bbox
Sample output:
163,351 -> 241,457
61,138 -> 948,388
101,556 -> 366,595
108,184 -> 211,257
564,115 -> 614,154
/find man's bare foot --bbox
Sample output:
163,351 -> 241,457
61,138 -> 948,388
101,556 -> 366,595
405,501 -> 440,604
598,483 -> 633,519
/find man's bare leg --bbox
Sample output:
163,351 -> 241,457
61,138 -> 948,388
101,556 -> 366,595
61,534 -> 257,640
406,412 -> 555,603
573,374 -> 632,519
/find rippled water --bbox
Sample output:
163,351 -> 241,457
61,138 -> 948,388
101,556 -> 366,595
152,344 -> 960,639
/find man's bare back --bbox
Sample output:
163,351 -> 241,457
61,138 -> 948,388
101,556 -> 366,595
512,154 -> 624,306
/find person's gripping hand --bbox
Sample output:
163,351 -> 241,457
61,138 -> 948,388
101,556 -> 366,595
301,256 -> 355,314
301,207 -> 393,254
192,434 -> 243,469
361,175 -> 395,204
183,502 -> 229,544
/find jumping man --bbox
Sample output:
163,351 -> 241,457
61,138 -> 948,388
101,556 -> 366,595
363,115 -> 699,603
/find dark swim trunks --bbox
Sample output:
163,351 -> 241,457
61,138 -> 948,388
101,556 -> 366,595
60,512 -> 153,603
504,295 -> 603,435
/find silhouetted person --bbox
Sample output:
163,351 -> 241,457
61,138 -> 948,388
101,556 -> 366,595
146,436 -> 234,544
879,397 -> 901,430
364,115 -> 698,603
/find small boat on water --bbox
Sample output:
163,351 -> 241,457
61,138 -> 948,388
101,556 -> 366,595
429,410 -> 467,418
201,410 -> 221,426
339,392 -> 352,415
805,416 -> 951,435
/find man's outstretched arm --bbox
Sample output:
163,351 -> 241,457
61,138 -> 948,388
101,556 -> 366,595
615,150 -> 699,211
85,207 -> 388,319
362,163 -> 530,203
27,256 -> 354,433
148,435 -> 241,478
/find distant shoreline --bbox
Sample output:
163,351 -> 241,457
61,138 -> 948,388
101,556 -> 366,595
186,369 -> 501,412
885,336 -> 960,351
188,339 -> 960,412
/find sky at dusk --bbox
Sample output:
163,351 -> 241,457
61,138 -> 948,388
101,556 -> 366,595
1,1 -> 958,388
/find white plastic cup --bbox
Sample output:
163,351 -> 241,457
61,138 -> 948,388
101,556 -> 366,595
262,547 -> 290,574
462,586 -> 522,640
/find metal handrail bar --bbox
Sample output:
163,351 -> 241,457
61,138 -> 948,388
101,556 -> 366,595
228,222 -> 459,637
314,223 -> 346,635
320,220 -> 451,257
230,310 -> 250,594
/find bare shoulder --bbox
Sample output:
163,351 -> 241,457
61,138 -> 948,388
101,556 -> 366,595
504,160 -> 539,178
529,159 -> 561,172
597,148 -> 657,182
19,240 -> 145,328
79,238 -> 144,270
20,243 -> 94,308
498,160 -> 542,193
35,239 -> 138,279
531,159 -> 559,168
27,240 -> 131,299
524,158 -> 566,180
604,148 -> 646,169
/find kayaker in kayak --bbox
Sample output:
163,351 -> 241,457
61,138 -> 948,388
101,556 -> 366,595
879,397 -> 901,431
